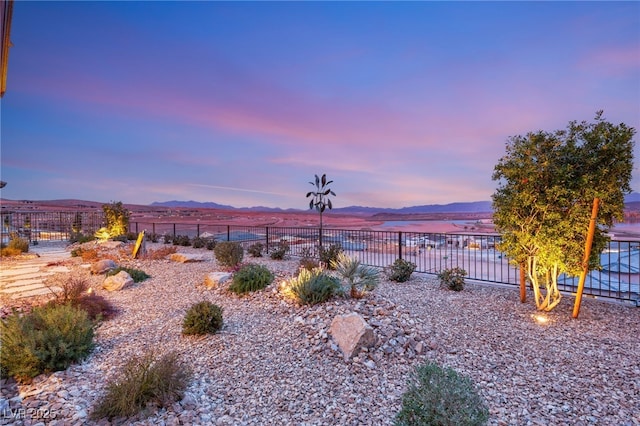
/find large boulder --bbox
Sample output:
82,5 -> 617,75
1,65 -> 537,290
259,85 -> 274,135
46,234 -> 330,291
103,271 -> 134,292
204,272 -> 232,289
91,259 -> 117,275
169,253 -> 207,263
329,313 -> 376,359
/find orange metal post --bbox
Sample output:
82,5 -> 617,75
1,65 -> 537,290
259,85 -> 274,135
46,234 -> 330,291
572,198 -> 600,319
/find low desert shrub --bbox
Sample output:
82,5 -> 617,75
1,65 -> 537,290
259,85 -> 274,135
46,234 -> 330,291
331,252 -> 380,298
229,263 -> 274,294
126,232 -> 138,241
247,242 -> 264,257
73,293 -> 118,321
70,247 -> 100,262
69,232 -> 94,244
297,247 -> 318,270
438,267 -> 467,291
146,232 -> 160,243
269,240 -> 289,260
319,244 -> 342,269
385,259 -> 416,283
281,268 -> 340,306
173,235 -> 191,247
1,237 -> 29,257
214,241 -> 244,268
106,267 -> 150,283
182,301 -> 224,335
394,361 -> 489,426
48,276 -> 89,304
191,236 -> 206,249
163,233 -> 173,244
91,350 -> 192,421
206,239 -> 216,250
0,304 -> 94,383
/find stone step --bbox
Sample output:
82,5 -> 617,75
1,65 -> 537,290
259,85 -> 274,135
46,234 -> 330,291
11,286 -> 62,299
1,282 -> 49,294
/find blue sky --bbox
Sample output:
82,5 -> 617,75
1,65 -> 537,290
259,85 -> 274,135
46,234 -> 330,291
2,1 -> 639,209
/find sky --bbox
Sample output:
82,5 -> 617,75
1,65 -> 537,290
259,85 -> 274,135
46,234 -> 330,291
1,1 -> 639,210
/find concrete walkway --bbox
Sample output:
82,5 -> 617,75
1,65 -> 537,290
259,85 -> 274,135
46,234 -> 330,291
0,243 -> 72,300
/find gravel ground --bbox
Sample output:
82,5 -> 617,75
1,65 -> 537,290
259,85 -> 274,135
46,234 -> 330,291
1,243 -> 639,426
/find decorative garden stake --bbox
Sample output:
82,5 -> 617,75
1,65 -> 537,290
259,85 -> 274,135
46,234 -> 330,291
306,174 -> 336,248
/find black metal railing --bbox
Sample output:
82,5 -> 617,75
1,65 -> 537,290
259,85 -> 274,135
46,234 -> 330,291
1,211 -> 105,244
128,221 -> 639,305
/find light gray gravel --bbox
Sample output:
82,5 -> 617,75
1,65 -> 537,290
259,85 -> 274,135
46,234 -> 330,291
1,243 -> 639,426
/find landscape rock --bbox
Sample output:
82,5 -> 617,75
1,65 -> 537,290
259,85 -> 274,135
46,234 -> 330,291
90,259 -> 117,275
170,253 -> 208,263
204,272 -> 232,289
328,312 -> 376,359
102,271 -> 134,291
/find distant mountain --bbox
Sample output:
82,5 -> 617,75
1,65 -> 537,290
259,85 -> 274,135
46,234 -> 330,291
150,200 -> 236,210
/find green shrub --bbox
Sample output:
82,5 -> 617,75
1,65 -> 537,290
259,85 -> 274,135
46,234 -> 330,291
146,232 -> 160,243
385,259 -> 416,282
106,267 -> 150,283
247,242 -> 264,257
0,304 -> 94,383
173,235 -> 191,247
191,236 -> 206,249
206,239 -> 216,250
69,232 -> 94,244
331,252 -> 380,298
182,301 -> 224,335
281,268 -> 340,305
91,350 -> 192,421
438,267 -> 467,291
163,233 -> 173,244
319,244 -> 342,269
395,361 -> 489,426
229,263 -> 274,294
214,241 -> 244,268
270,240 -> 290,260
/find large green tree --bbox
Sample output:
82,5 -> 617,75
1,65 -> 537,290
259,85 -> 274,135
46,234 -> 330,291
492,112 -> 635,311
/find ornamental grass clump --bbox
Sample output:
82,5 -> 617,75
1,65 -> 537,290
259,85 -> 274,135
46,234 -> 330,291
214,241 -> 244,268
330,252 -> 380,298
91,350 -> 192,421
106,267 -> 150,283
395,361 -> 489,426
229,263 -> 274,294
281,267 -> 341,306
0,304 -> 94,383
182,301 -> 224,335
385,258 -> 416,283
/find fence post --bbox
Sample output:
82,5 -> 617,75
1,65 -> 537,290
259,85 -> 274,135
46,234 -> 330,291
152,223 -> 156,235
197,224 -> 200,238
398,231 -> 403,260
227,225 -> 230,242
173,223 -> 176,239
266,227 -> 269,252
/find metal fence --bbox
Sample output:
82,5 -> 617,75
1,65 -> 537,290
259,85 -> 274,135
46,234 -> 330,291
1,211 -> 637,305
130,221 -> 639,305
1,211 -> 105,244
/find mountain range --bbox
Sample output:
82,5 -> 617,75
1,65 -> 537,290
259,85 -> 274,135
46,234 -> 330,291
151,193 -> 640,214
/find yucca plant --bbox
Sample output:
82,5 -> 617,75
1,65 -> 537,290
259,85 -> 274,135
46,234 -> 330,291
330,252 -> 380,298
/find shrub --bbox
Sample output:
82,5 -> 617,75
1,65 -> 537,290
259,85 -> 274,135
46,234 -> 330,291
173,235 -> 191,247
319,244 -> 342,269
126,232 -> 138,241
394,361 -> 489,426
1,237 -> 30,257
438,267 -> 467,291
146,232 -> 160,243
205,239 -> 217,250
0,304 -> 94,383
229,263 -> 274,294
91,350 -> 192,421
70,247 -> 100,261
191,236 -> 206,249
281,268 -> 340,306
214,241 -> 244,268
247,242 -> 264,257
298,247 -> 319,270
331,252 -> 380,298
49,276 -> 90,304
69,232 -> 94,244
385,259 -> 416,283
106,267 -> 150,283
270,240 -> 290,260
182,301 -> 224,336
163,233 -> 173,244
102,201 -> 130,238
72,293 -> 118,321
